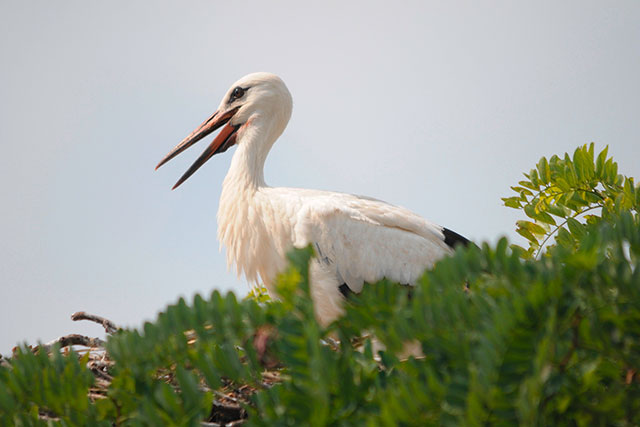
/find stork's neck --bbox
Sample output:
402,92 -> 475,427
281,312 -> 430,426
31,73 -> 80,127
218,113 -> 287,285
222,114 -> 280,192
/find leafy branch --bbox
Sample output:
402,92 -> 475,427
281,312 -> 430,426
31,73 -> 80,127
503,143 -> 639,258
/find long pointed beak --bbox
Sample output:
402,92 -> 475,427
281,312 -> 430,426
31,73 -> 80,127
156,107 -> 240,190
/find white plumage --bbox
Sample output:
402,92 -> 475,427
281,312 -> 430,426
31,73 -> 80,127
157,72 -> 468,326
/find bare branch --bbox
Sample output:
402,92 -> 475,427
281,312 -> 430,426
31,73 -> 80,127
36,334 -> 105,354
71,311 -> 119,334
213,389 -> 239,404
88,360 -> 113,381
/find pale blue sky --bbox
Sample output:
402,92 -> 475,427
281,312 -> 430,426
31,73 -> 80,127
1,1 -> 639,353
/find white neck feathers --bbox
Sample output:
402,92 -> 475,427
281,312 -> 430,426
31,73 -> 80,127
216,113 -> 286,285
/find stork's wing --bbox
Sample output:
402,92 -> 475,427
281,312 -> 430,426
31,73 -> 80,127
290,191 -> 453,292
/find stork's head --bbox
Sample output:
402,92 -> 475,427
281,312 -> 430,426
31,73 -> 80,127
156,72 -> 293,189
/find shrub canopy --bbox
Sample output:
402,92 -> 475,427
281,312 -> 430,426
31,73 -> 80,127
1,144 -> 638,426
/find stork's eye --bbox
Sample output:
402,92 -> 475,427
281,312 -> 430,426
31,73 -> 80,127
231,86 -> 245,101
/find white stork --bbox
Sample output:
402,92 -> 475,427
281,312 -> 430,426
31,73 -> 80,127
156,72 -> 469,326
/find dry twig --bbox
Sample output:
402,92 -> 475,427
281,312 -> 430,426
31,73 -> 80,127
71,311 -> 119,334
36,334 -> 105,354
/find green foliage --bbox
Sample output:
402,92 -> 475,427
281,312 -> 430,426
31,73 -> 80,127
245,284 -> 272,304
503,143 -> 639,258
1,144 -> 639,425
0,346 -> 105,425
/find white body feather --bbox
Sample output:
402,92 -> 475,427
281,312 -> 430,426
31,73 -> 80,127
212,73 -> 454,325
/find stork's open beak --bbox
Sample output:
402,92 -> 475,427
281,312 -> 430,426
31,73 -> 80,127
156,107 -> 240,190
